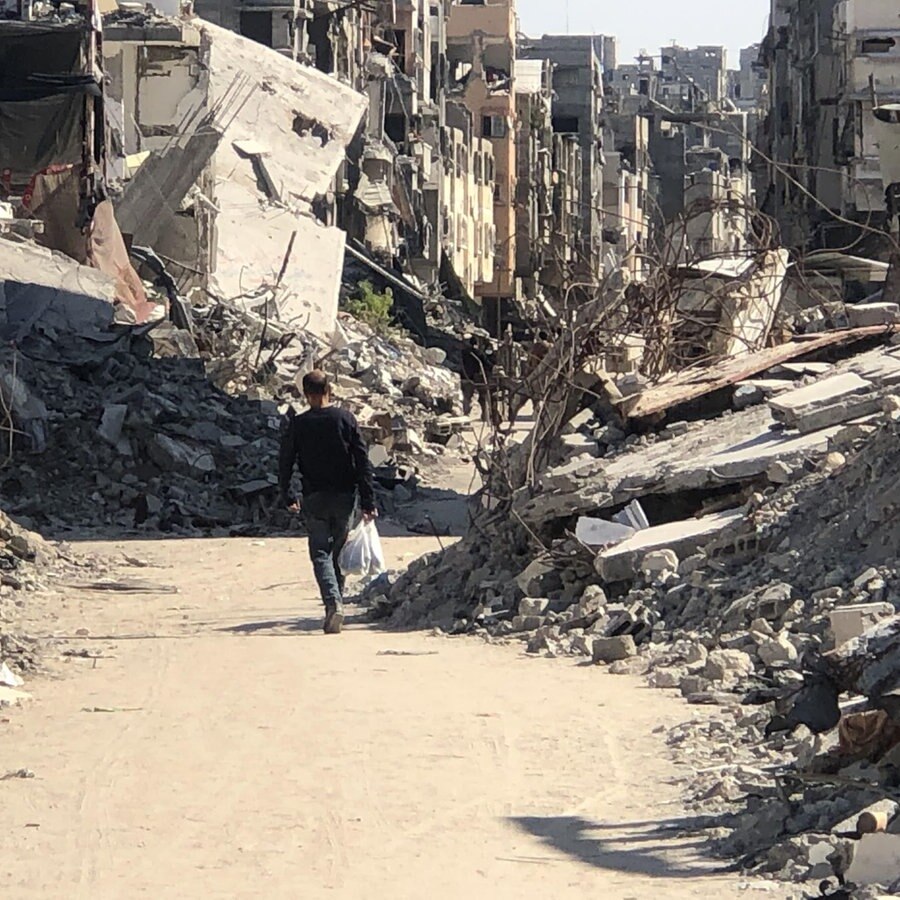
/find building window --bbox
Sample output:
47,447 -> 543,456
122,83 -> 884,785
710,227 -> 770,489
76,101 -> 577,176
859,37 -> 897,54
482,115 -> 508,138
552,116 -> 579,134
493,184 -> 502,203
239,10 -> 273,48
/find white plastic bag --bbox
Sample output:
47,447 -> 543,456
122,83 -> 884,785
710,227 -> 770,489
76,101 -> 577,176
339,520 -> 386,578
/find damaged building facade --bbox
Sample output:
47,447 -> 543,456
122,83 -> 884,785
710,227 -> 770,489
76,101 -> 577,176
759,0 -> 900,249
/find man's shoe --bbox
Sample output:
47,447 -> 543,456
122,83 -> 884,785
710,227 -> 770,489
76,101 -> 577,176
324,606 -> 344,635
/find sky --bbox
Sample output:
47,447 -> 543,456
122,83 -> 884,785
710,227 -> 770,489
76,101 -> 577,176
516,0 -> 771,69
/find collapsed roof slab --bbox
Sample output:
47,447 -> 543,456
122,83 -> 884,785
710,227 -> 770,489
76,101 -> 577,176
213,180 -> 345,339
596,508 -> 745,582
514,404 -> 844,528
200,21 -> 367,338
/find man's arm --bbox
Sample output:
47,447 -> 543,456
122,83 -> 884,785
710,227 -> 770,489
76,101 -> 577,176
278,416 -> 298,506
345,412 -> 376,514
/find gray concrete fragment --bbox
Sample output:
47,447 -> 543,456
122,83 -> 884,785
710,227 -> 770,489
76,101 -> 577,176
149,434 -> 216,476
756,632 -> 799,667
592,635 -> 637,664
98,404 -> 128,447
596,509 -> 744,582
847,302 -> 900,328
704,649 -> 754,682
519,597 -> 550,616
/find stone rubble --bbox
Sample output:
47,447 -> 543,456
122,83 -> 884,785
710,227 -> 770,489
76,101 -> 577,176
0,291 -> 467,536
362,343 -> 900,895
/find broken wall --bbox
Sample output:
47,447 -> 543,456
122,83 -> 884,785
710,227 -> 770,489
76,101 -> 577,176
104,20 -> 215,289
203,20 -> 368,337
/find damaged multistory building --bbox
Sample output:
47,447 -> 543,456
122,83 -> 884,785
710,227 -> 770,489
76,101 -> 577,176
603,44 -> 755,264
446,0 -> 517,330
513,58 -> 584,304
189,0 -> 511,323
759,0 -> 900,249
0,11 -> 156,327
518,34 -> 609,289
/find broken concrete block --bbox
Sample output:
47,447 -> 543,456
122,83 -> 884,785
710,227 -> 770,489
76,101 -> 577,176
568,632 -> 592,656
640,549 -> 679,581
596,509 -> 744,582
829,603 -> 896,647
770,372 -> 873,419
674,640 -> 708,668
592,635 -> 637,664
511,615 -> 545,633
704,649 -> 754,682
98,404 -> 128,446
518,597 -> 550,617
766,459 -> 797,485
648,666 -> 685,689
575,516 -> 634,547
791,393 -> 884,435
853,567 -> 882,591
679,674 -> 711,697
577,584 -> 607,616
769,372 -> 881,434
847,302 -> 900,328
148,434 -> 216,476
845,833 -> 900,886
515,556 -> 557,597
756,632 -> 799,667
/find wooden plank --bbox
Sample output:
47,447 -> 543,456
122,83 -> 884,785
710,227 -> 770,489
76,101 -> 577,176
619,327 -> 890,420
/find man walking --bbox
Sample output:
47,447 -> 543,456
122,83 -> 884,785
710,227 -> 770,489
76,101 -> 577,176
278,370 -> 377,634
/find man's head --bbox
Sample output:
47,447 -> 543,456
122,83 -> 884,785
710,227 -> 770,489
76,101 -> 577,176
302,369 -> 331,408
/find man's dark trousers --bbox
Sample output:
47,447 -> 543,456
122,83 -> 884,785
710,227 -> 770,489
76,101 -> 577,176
304,491 -> 356,610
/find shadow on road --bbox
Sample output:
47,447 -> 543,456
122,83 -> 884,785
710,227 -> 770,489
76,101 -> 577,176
508,814 -> 732,879
219,613 -> 369,635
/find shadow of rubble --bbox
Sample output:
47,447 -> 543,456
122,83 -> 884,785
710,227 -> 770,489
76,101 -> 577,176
508,814 -> 737,879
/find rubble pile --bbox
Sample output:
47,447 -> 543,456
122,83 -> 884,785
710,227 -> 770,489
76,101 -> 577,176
0,344 -> 284,534
0,277 -> 466,536
363,340 -> 900,892
0,507 -> 73,675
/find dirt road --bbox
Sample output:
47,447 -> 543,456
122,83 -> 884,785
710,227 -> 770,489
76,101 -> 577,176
0,536 -> 787,899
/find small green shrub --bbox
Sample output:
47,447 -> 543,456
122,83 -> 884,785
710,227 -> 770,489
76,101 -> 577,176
344,280 -> 393,332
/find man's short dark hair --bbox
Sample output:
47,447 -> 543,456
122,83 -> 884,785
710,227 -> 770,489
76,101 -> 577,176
302,369 -> 330,396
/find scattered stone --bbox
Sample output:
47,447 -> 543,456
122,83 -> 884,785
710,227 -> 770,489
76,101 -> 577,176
592,635 -> 637,664
518,597 -> 550,616
704,649 -> 754,682
756,632 -> 800,667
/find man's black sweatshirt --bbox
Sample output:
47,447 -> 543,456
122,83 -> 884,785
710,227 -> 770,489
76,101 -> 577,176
278,406 -> 376,511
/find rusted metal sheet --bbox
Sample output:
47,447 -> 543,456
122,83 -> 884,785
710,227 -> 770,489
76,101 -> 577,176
619,326 -> 893,420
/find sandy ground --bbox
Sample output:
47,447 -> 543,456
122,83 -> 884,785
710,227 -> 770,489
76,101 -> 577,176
0,534 -> 794,900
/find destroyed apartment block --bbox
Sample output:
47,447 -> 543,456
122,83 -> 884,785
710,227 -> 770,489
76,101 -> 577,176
104,17 -> 368,339
0,14 -> 157,326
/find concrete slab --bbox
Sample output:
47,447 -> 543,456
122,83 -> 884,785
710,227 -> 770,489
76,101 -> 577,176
848,302 -> 900,328
596,508 -> 745,582
774,361 -> 833,376
517,404 -> 843,527
738,378 -> 796,395
829,603 -> 896,647
204,22 -> 367,338
845,833 -> 900,886
769,372 -> 873,418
